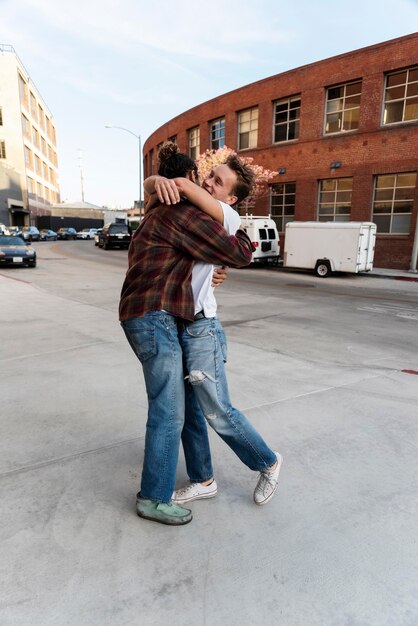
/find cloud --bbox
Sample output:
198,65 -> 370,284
7,0 -> 290,63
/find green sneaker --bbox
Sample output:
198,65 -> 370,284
136,497 -> 193,526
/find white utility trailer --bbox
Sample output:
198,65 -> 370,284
283,221 -> 377,277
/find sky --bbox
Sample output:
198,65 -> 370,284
1,0 -> 417,208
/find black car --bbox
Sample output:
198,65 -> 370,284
21,226 -> 41,242
98,223 -> 131,250
0,235 -> 37,267
39,229 -> 58,241
57,227 -> 78,240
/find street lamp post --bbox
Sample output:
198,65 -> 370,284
105,125 -> 142,207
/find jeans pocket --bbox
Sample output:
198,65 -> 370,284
124,325 -> 156,362
185,324 -> 213,339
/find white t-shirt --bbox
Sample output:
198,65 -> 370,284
191,201 -> 241,318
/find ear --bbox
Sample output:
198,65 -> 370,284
227,193 -> 238,206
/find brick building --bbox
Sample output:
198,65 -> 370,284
143,34 -> 418,269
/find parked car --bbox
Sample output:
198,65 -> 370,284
94,228 -> 103,246
98,223 -> 131,250
6,226 -> 23,237
21,226 -> 41,242
39,229 -> 58,241
57,227 -> 77,240
0,235 -> 37,267
76,228 -> 98,240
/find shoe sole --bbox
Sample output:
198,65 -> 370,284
173,490 -> 218,504
254,454 -> 283,506
137,511 -> 193,526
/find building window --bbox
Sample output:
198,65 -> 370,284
32,127 -> 40,148
37,181 -> 43,199
318,178 -> 353,221
24,146 -> 33,169
30,92 -> 37,120
238,107 -> 258,150
0,141 -> 6,159
46,117 -> 52,140
273,96 -> 301,142
270,182 -> 296,231
325,81 -> 362,134
38,104 -> 45,131
27,177 -> 34,195
383,67 -> 418,125
372,172 -> 417,233
210,118 -> 225,150
21,114 -> 30,137
168,135 -> 177,144
188,127 -> 200,160
149,149 -> 154,175
18,74 -> 28,108
0,107 -> 3,125
35,154 -> 41,175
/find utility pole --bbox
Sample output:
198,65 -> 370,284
77,149 -> 85,203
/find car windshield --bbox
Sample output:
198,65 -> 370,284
0,236 -> 25,245
110,225 -> 129,233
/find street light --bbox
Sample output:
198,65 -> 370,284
105,125 -> 142,207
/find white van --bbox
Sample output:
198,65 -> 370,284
240,215 -> 280,264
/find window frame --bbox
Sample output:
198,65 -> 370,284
270,182 -> 296,232
324,80 -> 362,135
372,172 -> 417,234
188,126 -> 200,160
209,118 -> 225,150
382,66 -> 418,126
317,177 -> 353,222
272,96 -> 301,144
237,107 -> 258,151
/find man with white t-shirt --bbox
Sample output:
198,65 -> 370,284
154,164 -> 283,507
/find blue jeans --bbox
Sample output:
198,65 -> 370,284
178,317 -> 276,481
121,312 -> 185,503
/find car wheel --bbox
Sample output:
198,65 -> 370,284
30,260 -> 37,267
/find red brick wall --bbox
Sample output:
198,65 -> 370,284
144,34 -> 418,269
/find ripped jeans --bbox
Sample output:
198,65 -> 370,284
178,317 -> 276,482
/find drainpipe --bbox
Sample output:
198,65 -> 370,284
410,213 -> 418,273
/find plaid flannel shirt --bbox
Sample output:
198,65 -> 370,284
119,201 -> 253,322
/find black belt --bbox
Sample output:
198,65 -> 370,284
194,311 -> 206,320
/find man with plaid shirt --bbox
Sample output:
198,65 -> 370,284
120,161 -> 253,526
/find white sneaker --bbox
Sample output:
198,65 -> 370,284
172,480 -> 218,503
253,452 -> 283,506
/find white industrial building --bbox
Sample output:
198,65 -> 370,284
0,44 -> 60,228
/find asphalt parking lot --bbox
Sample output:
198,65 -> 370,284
1,241 -> 418,626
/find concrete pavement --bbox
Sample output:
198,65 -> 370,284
1,266 -> 418,626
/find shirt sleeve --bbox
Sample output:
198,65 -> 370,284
219,201 -> 242,235
170,204 -> 253,268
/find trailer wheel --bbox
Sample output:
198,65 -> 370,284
315,261 -> 331,277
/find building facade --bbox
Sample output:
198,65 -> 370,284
0,45 -> 60,228
143,34 -> 418,269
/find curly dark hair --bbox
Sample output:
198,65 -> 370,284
157,141 -> 198,180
